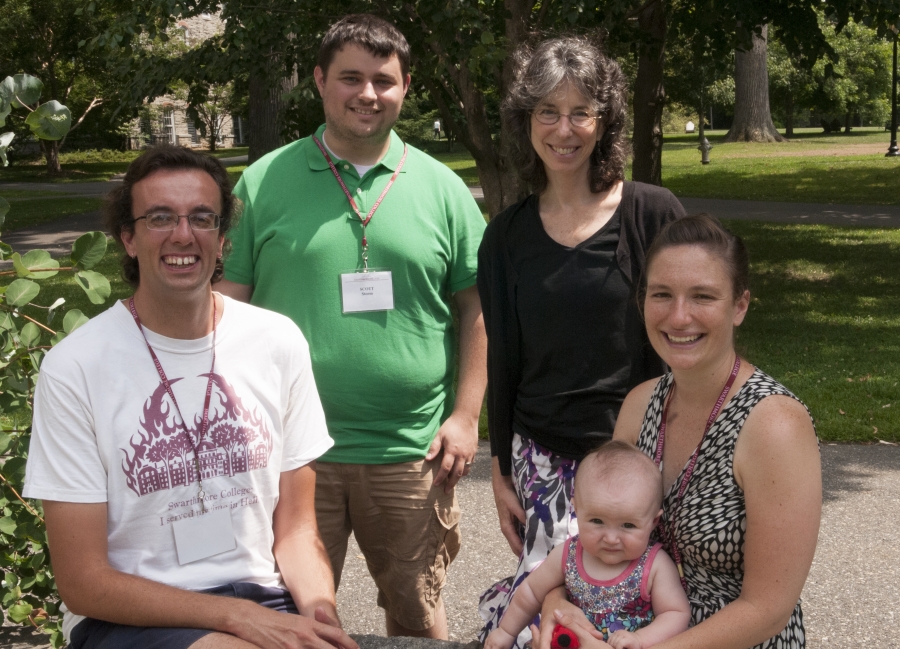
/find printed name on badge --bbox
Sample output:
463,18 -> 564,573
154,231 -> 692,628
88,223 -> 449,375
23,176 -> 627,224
341,270 -> 394,313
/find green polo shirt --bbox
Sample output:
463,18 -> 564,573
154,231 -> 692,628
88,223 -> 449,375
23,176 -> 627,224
226,125 -> 485,464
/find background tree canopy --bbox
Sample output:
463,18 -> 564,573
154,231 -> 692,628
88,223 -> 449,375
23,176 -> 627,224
85,0 -> 900,211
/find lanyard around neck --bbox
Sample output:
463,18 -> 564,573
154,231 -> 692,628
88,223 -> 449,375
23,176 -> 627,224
312,135 -> 408,271
653,355 -> 741,591
128,296 -> 217,511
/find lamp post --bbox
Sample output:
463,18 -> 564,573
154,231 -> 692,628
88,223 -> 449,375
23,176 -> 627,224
887,24 -> 899,157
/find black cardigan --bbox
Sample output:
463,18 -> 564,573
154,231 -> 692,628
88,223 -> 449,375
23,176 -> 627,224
477,181 -> 686,476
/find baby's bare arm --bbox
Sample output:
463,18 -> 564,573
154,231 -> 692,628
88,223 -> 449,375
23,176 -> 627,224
497,544 -> 568,640
624,550 -> 691,648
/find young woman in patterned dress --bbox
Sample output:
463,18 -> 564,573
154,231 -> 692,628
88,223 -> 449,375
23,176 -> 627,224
535,214 -> 822,649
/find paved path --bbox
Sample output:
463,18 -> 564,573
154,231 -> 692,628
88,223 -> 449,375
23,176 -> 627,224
1,210 -> 104,259
0,181 -> 120,196
2,183 -> 900,260
2,438 -> 898,648
678,196 -> 900,228
469,187 -> 900,228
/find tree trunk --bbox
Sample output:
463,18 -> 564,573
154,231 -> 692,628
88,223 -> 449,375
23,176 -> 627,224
785,88 -> 794,138
844,110 -> 852,134
725,25 -> 785,143
248,73 -> 294,163
632,0 -> 667,186
40,140 -> 61,175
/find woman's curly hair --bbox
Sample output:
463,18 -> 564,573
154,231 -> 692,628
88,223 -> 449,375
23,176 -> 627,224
503,35 -> 629,195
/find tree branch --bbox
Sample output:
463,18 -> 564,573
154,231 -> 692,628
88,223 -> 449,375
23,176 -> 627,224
0,471 -> 44,524
19,313 -> 57,336
626,0 -> 662,21
59,97 -> 103,150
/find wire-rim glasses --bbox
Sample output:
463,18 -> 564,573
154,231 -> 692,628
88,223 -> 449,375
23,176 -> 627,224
532,108 -> 600,129
133,212 -> 221,231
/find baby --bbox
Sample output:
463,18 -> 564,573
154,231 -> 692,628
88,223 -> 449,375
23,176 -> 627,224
485,441 -> 691,649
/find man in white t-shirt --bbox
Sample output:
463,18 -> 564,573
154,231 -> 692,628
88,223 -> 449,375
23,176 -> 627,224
23,146 -> 358,649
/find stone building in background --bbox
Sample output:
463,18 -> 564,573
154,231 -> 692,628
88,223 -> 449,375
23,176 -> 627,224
127,13 -> 247,150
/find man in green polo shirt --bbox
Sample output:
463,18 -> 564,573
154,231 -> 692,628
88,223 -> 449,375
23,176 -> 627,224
218,14 -> 487,640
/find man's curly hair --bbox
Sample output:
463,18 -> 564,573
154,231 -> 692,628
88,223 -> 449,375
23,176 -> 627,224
105,145 -> 240,288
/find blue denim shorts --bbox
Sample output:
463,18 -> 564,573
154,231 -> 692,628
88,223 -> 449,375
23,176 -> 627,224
69,582 -> 298,649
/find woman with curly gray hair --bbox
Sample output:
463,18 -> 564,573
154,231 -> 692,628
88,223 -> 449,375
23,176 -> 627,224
477,36 -> 685,647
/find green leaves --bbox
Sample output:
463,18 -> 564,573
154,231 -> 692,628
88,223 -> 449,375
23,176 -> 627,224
63,309 -> 88,334
74,270 -> 111,304
71,232 -> 108,270
19,323 -> 41,348
5,279 -> 40,307
12,251 -> 59,279
0,74 -> 44,109
0,189 -> 106,645
7,602 -> 33,624
0,74 -> 44,127
24,101 -> 71,141
0,517 -> 16,535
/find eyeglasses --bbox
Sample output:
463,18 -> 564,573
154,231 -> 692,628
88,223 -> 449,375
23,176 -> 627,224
532,108 -> 600,128
133,212 -> 221,231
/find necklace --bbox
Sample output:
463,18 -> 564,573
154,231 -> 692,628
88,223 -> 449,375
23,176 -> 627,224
652,355 -> 741,591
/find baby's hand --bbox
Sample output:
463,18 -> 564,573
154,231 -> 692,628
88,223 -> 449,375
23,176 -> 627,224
485,627 -> 517,649
607,630 -> 643,649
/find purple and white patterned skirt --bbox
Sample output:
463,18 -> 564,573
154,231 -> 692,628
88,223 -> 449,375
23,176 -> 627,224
478,433 -> 580,648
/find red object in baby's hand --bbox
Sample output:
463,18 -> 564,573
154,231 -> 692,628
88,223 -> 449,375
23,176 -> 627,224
551,625 -> 580,649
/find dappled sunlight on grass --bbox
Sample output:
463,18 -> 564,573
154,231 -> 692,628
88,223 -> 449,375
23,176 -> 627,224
729,220 -> 900,443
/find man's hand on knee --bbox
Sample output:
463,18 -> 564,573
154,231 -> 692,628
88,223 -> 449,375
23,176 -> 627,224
225,600 -> 358,649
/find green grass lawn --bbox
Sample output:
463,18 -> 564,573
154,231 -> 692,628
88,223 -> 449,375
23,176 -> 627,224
2,196 -> 103,231
1,147 -> 250,184
729,220 -> 899,443
432,127 -> 900,205
431,151 -> 481,186
661,127 -> 900,204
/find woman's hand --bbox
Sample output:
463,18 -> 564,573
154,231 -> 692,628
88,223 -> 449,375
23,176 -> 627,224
491,456 -> 526,555
530,609 -> 612,649
533,588 -> 606,649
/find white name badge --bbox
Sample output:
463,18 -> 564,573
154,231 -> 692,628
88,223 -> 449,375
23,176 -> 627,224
172,507 -> 236,565
341,270 -> 394,313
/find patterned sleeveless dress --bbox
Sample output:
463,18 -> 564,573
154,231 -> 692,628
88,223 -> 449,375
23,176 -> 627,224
635,369 -> 813,649
563,536 -> 659,640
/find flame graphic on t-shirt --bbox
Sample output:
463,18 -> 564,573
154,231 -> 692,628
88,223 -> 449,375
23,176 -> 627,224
121,373 -> 272,497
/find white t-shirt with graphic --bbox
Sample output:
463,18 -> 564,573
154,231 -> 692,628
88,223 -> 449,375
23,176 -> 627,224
24,296 -> 333,639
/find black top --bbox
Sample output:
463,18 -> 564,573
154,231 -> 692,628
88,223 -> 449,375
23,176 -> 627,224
510,202 -> 646,458
478,181 -> 686,475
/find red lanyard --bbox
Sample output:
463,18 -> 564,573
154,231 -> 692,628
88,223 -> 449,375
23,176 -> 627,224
312,135 -> 408,270
129,296 -> 217,511
653,355 -> 741,591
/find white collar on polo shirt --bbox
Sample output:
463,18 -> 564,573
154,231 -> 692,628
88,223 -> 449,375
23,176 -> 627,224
322,131 -> 376,178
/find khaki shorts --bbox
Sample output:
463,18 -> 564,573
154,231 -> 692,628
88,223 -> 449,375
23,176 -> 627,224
314,457 -> 461,630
